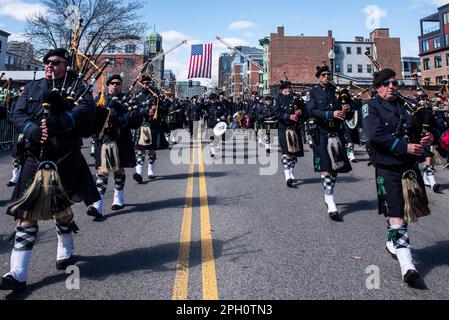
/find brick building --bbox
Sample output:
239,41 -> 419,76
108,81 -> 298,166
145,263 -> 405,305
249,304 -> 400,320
268,27 -> 334,87
94,39 -> 145,96
419,3 -> 449,85
229,46 -> 263,99
266,27 -> 402,92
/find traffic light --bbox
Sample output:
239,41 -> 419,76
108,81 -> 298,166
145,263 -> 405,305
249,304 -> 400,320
189,80 -> 193,87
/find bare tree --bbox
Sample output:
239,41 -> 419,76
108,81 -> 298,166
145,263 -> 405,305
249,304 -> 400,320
26,0 -> 147,72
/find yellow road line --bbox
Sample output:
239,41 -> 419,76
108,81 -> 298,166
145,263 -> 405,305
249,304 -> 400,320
198,141 -> 219,300
172,146 -> 195,300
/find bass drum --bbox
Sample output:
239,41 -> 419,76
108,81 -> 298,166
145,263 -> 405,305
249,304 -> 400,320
345,110 -> 359,130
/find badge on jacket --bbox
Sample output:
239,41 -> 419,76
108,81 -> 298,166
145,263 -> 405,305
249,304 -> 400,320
362,104 -> 369,119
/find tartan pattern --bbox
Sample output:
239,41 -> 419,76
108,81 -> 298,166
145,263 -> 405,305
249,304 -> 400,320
96,174 -> 108,195
282,156 -> 295,170
55,219 -> 79,236
114,173 -> 126,191
12,159 -> 21,169
423,165 -> 435,177
322,175 -> 335,196
14,226 -> 38,251
149,155 -> 157,165
388,225 -> 411,250
136,152 -> 145,166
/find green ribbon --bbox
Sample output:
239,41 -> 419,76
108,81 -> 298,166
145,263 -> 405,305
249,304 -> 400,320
314,157 -> 321,171
377,177 -> 387,196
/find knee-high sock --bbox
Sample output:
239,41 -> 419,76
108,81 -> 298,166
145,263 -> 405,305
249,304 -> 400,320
148,155 -> 157,177
55,219 -> 79,261
388,224 -> 416,276
6,225 -> 38,282
322,175 -> 337,213
113,172 -> 126,206
10,159 -> 21,183
93,174 -> 108,214
136,152 -> 145,176
290,157 -> 297,180
282,156 -> 291,181
423,165 -> 436,187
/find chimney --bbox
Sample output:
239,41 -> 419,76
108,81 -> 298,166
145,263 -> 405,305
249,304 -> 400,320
277,26 -> 284,37
328,30 -> 333,38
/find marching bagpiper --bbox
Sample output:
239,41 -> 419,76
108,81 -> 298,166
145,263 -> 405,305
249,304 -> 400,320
87,74 -> 143,221
275,81 -> 307,187
306,65 -> 354,222
206,93 -> 228,158
1,48 -> 100,292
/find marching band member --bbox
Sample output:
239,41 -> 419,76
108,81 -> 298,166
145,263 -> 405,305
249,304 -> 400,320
306,65 -> 353,222
275,81 -> 307,187
206,93 -> 228,158
1,48 -> 99,292
7,86 -> 25,187
363,69 -> 438,284
87,74 -> 143,221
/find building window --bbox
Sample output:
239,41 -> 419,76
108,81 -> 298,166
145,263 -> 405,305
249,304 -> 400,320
434,37 -> 441,49
424,78 -> 431,86
358,65 -> 363,73
346,47 -> 351,55
347,64 -> 352,73
446,54 -> 449,67
357,47 -> 362,55
334,46 -> 340,54
366,47 -> 371,54
107,45 -> 116,54
422,40 -> 429,52
423,58 -> 430,70
435,56 -> 442,68
444,13 -> 449,24
446,34 -> 449,46
403,62 -> 411,73
436,76 -> 444,84
335,64 -> 341,73
0,40 -> 2,53
125,44 -> 136,54
367,64 -> 372,73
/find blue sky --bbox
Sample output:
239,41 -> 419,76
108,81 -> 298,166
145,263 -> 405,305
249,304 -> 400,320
1,0 -> 448,84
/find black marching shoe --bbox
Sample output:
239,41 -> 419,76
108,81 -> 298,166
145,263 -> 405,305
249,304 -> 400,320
329,211 -> 344,222
0,275 -> 26,292
287,179 -> 295,188
433,184 -> 442,193
7,181 -> 16,187
148,175 -> 156,180
56,256 -> 75,271
403,270 -> 420,284
133,173 -> 143,184
111,204 -> 124,211
87,207 -> 103,221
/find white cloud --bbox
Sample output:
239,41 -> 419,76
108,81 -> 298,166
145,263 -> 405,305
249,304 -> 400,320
0,0 -> 46,21
228,20 -> 256,30
160,30 -> 187,42
244,32 -> 255,38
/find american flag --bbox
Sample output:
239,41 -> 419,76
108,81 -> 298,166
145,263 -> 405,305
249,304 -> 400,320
188,43 -> 213,79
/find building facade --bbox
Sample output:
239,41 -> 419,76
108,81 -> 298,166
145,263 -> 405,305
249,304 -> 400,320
176,81 -> 206,100
94,39 -> 145,95
163,69 -> 176,90
0,30 -> 11,71
402,57 -> 421,79
267,27 -> 402,91
334,37 -> 375,85
419,3 -> 449,85
229,46 -> 263,99
145,30 -> 165,85
218,53 -> 232,94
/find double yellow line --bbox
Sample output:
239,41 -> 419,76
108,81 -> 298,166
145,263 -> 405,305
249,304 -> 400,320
173,137 -> 218,300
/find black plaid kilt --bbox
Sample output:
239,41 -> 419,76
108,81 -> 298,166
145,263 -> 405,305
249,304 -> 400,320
311,132 -> 352,173
9,149 -> 100,220
375,163 -> 428,218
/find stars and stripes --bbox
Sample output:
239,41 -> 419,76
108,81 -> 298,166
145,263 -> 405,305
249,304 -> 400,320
188,43 -> 213,79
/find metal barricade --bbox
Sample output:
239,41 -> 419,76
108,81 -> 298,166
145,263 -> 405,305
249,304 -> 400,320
0,112 -> 14,152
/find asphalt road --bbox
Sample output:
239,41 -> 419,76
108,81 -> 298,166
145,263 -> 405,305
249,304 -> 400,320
1,127 -> 449,300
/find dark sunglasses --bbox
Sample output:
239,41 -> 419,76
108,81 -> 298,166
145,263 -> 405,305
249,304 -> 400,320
45,60 -> 66,66
110,82 -> 122,86
382,80 -> 398,87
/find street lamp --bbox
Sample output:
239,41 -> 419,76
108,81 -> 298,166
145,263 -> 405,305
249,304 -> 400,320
328,49 -> 336,80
